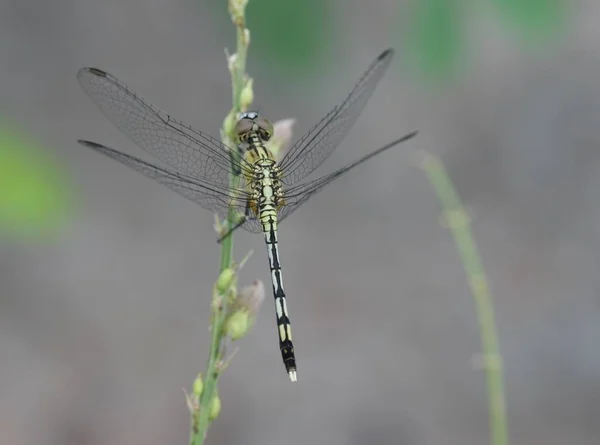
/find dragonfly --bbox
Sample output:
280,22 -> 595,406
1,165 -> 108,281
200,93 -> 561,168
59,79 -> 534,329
76,48 -> 417,383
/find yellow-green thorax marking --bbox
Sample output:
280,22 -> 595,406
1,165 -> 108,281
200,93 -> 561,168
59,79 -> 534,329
235,112 -> 297,382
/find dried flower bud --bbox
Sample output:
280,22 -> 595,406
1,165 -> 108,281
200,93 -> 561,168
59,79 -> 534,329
226,52 -> 237,73
268,118 -> 296,158
238,280 -> 265,316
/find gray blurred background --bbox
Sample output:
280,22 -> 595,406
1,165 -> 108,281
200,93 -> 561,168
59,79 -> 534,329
2,0 -> 600,444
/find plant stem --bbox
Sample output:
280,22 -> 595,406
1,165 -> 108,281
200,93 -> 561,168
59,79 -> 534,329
191,284 -> 228,445
418,151 -> 509,445
220,0 -> 249,271
189,1 -> 251,444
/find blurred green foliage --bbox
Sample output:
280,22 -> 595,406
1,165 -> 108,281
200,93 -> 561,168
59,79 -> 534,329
245,0 -> 331,74
491,0 -> 565,40
404,0 -> 565,81
404,0 -> 464,81
209,0 -> 331,77
0,124 -> 72,239
206,0 -> 566,83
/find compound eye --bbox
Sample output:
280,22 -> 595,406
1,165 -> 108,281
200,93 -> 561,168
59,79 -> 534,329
234,118 -> 254,140
256,117 -> 274,141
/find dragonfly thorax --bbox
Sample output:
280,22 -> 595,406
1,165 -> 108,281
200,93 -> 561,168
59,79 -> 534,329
252,159 -> 281,184
249,159 -> 285,212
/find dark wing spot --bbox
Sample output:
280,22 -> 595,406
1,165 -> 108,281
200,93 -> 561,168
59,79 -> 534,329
87,68 -> 108,77
77,140 -> 104,148
378,48 -> 393,60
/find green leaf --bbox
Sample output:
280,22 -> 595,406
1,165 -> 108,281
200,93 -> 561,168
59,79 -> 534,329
491,0 -> 565,39
0,124 -> 73,239
403,0 -> 463,81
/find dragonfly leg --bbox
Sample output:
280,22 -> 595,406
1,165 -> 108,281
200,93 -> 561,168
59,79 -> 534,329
216,202 -> 252,244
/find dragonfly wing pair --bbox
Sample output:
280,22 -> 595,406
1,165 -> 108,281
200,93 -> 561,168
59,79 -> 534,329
77,49 -> 417,381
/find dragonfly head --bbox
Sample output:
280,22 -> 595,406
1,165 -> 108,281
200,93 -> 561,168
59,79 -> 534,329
235,111 -> 274,145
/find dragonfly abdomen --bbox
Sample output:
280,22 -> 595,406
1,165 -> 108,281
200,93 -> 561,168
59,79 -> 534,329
263,228 -> 297,382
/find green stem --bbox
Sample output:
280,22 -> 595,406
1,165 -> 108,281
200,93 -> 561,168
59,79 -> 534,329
191,284 -> 228,445
189,1 -> 251,444
220,1 -> 249,271
419,152 -> 509,445
232,21 -> 248,111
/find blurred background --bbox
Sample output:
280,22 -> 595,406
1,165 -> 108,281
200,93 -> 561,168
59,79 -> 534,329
1,0 -> 599,444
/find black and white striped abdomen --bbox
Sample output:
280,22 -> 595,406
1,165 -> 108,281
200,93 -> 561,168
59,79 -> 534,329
264,228 -> 297,381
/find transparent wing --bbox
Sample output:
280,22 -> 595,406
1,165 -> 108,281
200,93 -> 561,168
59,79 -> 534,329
278,131 -> 418,223
278,49 -> 395,186
78,140 -> 264,233
77,67 -> 254,186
